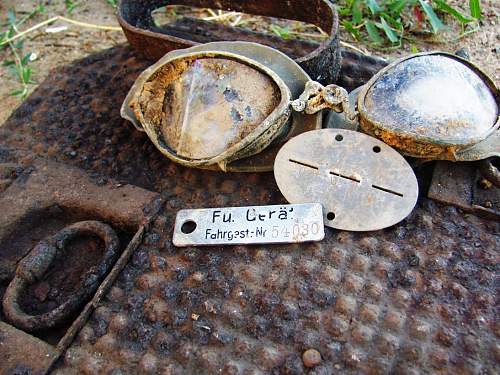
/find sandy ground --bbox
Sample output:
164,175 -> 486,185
0,0 -> 498,125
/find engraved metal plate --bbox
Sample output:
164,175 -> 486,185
173,203 -> 324,247
274,129 -> 419,231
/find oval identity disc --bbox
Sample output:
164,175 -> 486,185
274,129 -> 419,231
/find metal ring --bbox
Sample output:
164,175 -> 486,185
2,221 -> 119,332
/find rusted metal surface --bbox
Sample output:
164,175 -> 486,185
0,46 -> 498,374
0,152 -> 160,372
358,52 -> 500,161
117,0 -> 341,85
53,200 -> 499,374
0,321 -> 58,375
429,161 -> 500,220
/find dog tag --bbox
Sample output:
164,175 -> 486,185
173,203 -> 324,247
274,129 -> 418,231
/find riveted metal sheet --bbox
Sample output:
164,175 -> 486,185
274,129 -> 419,231
173,203 -> 324,246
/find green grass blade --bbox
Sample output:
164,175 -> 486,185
418,0 -> 446,33
342,20 -> 361,40
367,0 -> 382,15
434,0 -> 473,24
380,11 -> 403,29
365,21 -> 384,44
22,67 -> 32,84
469,0 -> 481,19
352,0 -> 363,25
270,25 -> 290,40
379,16 -> 400,43
10,88 -> 26,97
388,0 -> 408,16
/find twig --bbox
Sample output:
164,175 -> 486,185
58,16 -> 121,31
231,14 -> 242,27
205,8 -> 218,18
451,24 -> 480,41
203,11 -> 239,22
0,15 -> 121,47
288,31 -> 328,40
1,16 -> 58,46
339,40 -> 370,55
314,25 -> 329,36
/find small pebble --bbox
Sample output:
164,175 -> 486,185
302,348 -> 322,368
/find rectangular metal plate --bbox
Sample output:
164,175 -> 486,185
173,203 -> 324,247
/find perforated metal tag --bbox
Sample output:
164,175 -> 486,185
274,129 -> 418,231
173,203 -> 324,247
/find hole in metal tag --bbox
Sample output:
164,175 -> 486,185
173,203 -> 324,247
274,129 -> 419,231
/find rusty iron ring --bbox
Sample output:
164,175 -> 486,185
479,158 -> 500,188
2,221 -> 119,332
117,0 -> 341,85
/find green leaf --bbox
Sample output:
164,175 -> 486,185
379,16 -> 400,43
434,0 -> 473,24
342,20 -> 361,40
388,0 -> 408,16
380,11 -> 403,29
21,53 -> 31,65
37,4 -> 46,14
270,25 -> 290,40
10,88 -> 26,97
7,65 -> 18,78
7,9 -> 17,25
365,21 -> 383,44
367,0 -> 382,15
64,0 -> 79,14
13,39 -> 24,49
418,0 -> 446,33
6,28 -> 15,39
411,44 -> 419,53
352,0 -> 363,25
337,6 -> 353,17
22,67 -> 32,84
469,0 -> 481,19
2,60 -> 15,66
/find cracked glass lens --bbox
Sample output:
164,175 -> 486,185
136,57 -> 281,159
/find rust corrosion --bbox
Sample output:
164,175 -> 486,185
2,221 -> 119,332
0,46 -> 497,375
